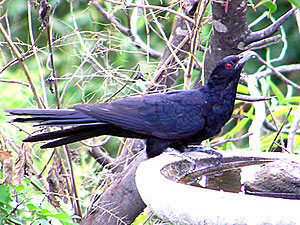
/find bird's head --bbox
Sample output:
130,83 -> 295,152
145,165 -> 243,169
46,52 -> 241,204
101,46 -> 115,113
207,51 -> 256,86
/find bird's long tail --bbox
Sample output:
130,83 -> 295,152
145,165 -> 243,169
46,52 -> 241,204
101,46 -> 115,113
6,109 -> 103,126
6,109 -> 110,148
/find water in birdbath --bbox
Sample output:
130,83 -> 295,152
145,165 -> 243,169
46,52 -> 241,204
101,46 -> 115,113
160,156 -> 300,199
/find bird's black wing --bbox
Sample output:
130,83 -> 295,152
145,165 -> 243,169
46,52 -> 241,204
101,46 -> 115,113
74,90 -> 208,140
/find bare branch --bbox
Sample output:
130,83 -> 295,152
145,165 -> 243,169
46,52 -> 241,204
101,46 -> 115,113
101,0 -> 195,24
264,120 -> 300,135
265,102 -> 285,150
246,76 -> 266,151
0,79 -> 29,87
287,105 -> 300,153
92,2 -> 130,35
92,2 -> 161,59
245,7 -> 297,45
211,133 -> 253,147
147,7 -> 194,91
0,23 -> 43,108
268,107 -> 292,152
255,54 -> 300,91
239,34 -> 281,50
148,33 -> 191,90
236,94 -> 271,102
292,5 -> 300,35
253,64 -> 300,80
185,0 -> 210,90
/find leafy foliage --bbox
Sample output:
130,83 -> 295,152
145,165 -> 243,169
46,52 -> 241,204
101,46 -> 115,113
0,182 -> 77,225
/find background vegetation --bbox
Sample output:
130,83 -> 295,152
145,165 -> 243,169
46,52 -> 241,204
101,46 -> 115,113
0,0 -> 300,224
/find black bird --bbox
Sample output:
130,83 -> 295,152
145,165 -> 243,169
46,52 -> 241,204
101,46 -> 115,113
6,51 -> 255,158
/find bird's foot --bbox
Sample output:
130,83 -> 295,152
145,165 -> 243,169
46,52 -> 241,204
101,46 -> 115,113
165,148 -> 197,170
183,146 -> 223,158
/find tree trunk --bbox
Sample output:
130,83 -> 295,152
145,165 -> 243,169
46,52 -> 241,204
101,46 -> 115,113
194,0 -> 249,87
81,151 -> 147,225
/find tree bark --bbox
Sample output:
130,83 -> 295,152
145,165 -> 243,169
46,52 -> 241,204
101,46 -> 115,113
194,0 -> 249,87
81,151 -> 147,225
148,9 -> 194,92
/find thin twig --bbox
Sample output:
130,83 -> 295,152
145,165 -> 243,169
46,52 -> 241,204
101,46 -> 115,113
92,2 -> 130,35
253,64 -> 300,80
28,1 -> 49,108
255,54 -> 300,91
268,107 -> 292,152
236,93 -> 272,102
92,2 -> 161,59
147,2 -> 187,78
287,105 -> 300,153
247,76 -> 266,151
239,34 -> 281,50
105,64 -> 142,102
185,0 -> 210,90
264,120 -> 300,135
38,149 -> 55,178
64,145 -> 82,218
292,5 -> 300,35
211,133 -> 253,147
0,22 -> 43,108
0,79 -> 29,87
101,0 -> 195,24
264,101 -> 285,149
148,34 -> 191,90
46,20 -> 61,108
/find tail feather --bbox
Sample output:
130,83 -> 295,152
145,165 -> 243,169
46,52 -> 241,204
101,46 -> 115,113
23,125 -> 97,142
6,109 -> 149,148
39,128 -> 107,148
6,109 -> 102,126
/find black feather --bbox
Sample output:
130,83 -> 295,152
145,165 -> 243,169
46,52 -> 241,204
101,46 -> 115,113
6,51 -> 255,158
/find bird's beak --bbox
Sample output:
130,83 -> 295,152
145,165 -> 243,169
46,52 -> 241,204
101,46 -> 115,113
237,51 -> 257,67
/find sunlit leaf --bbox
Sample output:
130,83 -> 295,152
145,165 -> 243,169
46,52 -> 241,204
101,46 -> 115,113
133,214 -> 150,225
287,0 -> 300,7
0,184 -> 11,205
222,107 -> 254,140
263,0 -> 278,14
269,79 -> 284,103
237,84 -> 249,95
281,96 -> 300,105
266,106 -> 294,121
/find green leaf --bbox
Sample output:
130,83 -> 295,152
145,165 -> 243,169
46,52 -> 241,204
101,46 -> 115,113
27,203 -> 38,212
222,107 -> 254,140
0,184 -> 11,205
237,84 -> 249,95
15,184 -> 25,193
0,215 -> 5,225
133,214 -> 149,225
261,133 -> 288,151
266,106 -> 292,121
263,0 -> 277,14
269,79 -> 284,103
48,212 -> 74,223
37,210 -> 77,225
32,219 -> 51,225
281,96 -> 300,105
248,0 -> 255,7
287,0 -> 300,7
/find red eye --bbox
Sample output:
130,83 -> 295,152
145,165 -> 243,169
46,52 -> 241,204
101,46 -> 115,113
225,63 -> 233,70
